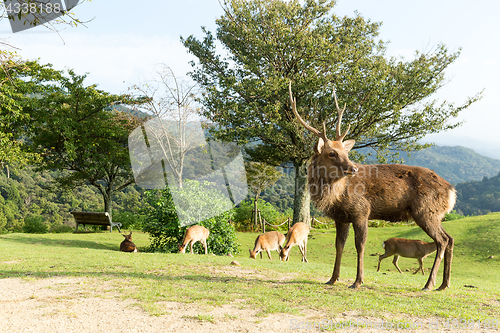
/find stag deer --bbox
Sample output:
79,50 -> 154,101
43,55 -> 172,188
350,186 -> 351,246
120,232 -> 138,253
179,225 -> 210,254
279,222 -> 310,262
289,82 -> 455,290
377,238 -> 437,275
249,231 -> 286,260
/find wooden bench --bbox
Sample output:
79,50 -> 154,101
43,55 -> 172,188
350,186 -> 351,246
71,211 -> 122,233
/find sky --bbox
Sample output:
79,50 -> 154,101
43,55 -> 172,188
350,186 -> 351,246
1,0 -> 499,158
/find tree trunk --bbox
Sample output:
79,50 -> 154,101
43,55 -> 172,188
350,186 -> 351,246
103,193 -> 113,223
293,160 -> 310,226
253,192 -> 260,229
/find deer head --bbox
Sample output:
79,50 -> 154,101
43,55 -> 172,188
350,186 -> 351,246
289,82 -> 358,179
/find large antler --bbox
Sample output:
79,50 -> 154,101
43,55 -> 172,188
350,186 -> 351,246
332,89 -> 350,142
289,82 -> 329,142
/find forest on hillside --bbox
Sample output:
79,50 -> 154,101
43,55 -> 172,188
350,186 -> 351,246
455,172 -> 500,216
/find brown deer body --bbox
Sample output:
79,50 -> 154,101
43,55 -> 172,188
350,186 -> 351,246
120,232 -> 138,252
249,231 -> 286,260
179,225 -> 210,254
279,222 -> 310,262
289,83 -> 455,290
377,238 -> 437,275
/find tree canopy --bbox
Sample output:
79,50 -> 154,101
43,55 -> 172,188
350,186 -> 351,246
17,62 -> 143,219
182,0 -> 481,224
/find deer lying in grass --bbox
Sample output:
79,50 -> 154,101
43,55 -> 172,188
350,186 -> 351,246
120,232 -> 137,252
179,225 -> 210,254
279,222 -> 310,262
377,238 -> 437,275
249,231 -> 286,260
289,83 -> 455,290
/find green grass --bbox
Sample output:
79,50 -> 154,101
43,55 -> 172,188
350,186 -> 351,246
0,213 -> 499,323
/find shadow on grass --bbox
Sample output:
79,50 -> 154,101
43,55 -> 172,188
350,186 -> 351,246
0,268 -> 320,287
0,234 -> 118,251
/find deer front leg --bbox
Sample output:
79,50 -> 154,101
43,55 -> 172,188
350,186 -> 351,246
265,249 -> 272,260
327,222 -> 349,285
202,239 -> 208,255
351,220 -> 368,289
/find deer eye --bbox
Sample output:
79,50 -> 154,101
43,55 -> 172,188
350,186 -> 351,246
328,152 -> 337,158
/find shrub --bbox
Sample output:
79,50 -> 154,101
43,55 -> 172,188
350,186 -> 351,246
23,215 -> 49,233
113,210 -> 147,230
233,199 -> 280,227
142,180 -> 239,255
443,210 -> 465,221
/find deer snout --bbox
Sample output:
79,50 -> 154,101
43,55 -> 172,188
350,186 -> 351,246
344,165 -> 358,176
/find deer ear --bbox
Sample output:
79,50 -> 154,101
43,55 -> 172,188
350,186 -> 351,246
342,139 -> 355,152
314,138 -> 325,153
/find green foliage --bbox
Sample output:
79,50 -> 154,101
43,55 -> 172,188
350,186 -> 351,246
0,165 -> 146,234
17,63 -> 144,217
233,199 -> 280,225
113,210 -> 147,230
443,210 -> 465,221
23,215 -> 49,234
455,172 -> 500,216
0,54 -> 39,167
142,180 -> 239,255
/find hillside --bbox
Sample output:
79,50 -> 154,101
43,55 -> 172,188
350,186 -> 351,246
399,145 -> 500,185
455,172 -> 500,216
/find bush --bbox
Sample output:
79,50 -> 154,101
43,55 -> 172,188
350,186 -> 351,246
443,210 -> 465,221
233,199 -> 280,227
142,180 -> 239,255
113,210 -> 147,230
23,215 -> 49,233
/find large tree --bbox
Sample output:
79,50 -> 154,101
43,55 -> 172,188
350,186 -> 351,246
22,63 -> 142,220
182,0 -> 481,225
0,55 -> 40,177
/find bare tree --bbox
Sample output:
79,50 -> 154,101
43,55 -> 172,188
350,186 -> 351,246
132,65 -> 204,188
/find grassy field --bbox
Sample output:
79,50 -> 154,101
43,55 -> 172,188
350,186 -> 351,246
0,213 -> 499,325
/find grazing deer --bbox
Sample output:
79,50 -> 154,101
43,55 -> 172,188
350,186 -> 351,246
377,238 -> 437,275
179,225 -> 210,254
279,222 -> 310,262
289,82 -> 455,290
249,231 -> 286,260
120,232 -> 138,252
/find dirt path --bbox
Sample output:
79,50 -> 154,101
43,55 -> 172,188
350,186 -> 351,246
0,277 -> 492,332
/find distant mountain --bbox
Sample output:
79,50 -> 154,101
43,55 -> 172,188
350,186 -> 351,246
358,145 -> 500,185
397,145 -> 500,185
455,172 -> 500,216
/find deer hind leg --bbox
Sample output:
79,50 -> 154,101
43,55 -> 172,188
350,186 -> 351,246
416,219 -> 450,291
392,255 -> 403,274
437,227 -> 454,290
327,222 -> 349,285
